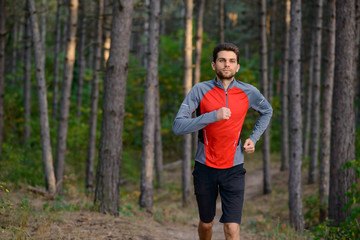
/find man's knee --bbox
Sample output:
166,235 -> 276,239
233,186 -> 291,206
199,220 -> 214,231
224,222 -> 240,236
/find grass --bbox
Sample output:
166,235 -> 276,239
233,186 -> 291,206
0,150 -> 350,239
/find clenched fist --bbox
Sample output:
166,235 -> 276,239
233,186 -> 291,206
217,107 -> 231,121
243,138 -> 255,154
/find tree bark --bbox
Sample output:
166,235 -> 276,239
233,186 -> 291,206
192,0 -> 205,158
52,0 -> 63,119
219,0 -> 225,43
155,84 -> 163,188
308,0 -> 323,185
24,3 -> 32,144
329,0 -> 356,226
288,0 -> 304,231
55,0 -> 79,193
94,0 -> 133,215
260,0 -> 271,194
10,4 -> 18,82
86,0 -> 103,192
280,0 -> 290,171
41,0 -> 46,54
0,0 -> 5,160
303,32 -> 314,160
268,0 -> 276,103
76,0 -> 87,117
356,0 -> 360,125
319,0 -> 335,222
140,0 -> 160,209
182,0 -> 193,206
28,0 -> 56,195
103,0 -> 112,66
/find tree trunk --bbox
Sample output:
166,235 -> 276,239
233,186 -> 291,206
140,0 -> 160,209
354,0 -> 360,124
280,0 -> 290,171
28,0 -> 56,195
103,0 -> 112,66
182,0 -> 193,207
288,0 -> 304,231
303,32 -> 314,160
55,0 -> 79,193
94,0 -> 133,215
329,0 -> 356,226
10,3 -> 18,82
41,0 -> 46,53
86,0 -> 103,192
260,0 -> 271,194
319,0 -> 335,222
192,0 -> 205,158
24,3 -> 32,144
268,0 -> 276,103
76,0 -> 87,117
61,2 -> 68,55
308,0 -> 323,185
0,0 -> 5,160
155,84 -> 163,188
141,0 -> 150,68
52,0 -> 63,119
219,0 -> 225,43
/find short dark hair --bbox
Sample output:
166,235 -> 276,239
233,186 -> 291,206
213,43 -> 240,63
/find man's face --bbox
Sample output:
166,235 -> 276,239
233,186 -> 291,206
211,50 -> 240,80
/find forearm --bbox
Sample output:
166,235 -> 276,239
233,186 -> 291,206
173,110 -> 217,135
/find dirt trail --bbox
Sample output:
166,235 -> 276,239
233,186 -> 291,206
3,165 -> 279,240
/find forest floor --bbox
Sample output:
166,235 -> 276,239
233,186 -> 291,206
0,153 -> 313,240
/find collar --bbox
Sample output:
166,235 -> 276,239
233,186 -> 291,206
214,77 -> 236,90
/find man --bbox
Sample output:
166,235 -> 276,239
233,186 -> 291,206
173,43 -> 273,240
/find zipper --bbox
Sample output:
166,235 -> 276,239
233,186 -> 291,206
234,131 -> 241,147
225,90 -> 228,107
204,129 -> 209,145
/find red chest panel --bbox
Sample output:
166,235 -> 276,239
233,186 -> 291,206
199,87 -> 249,168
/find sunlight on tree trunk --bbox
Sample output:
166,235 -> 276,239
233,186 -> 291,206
55,0 -> 79,193
182,0 -> 193,207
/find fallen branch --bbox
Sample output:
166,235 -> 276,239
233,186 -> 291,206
163,160 -> 182,170
27,186 -> 54,200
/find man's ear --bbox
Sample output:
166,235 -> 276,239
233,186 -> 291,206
236,64 -> 240,72
211,62 -> 216,70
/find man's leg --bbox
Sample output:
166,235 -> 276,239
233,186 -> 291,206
224,222 -> 240,240
198,219 -> 214,240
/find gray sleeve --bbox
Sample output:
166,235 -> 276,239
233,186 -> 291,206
248,89 -> 273,145
173,86 -> 218,135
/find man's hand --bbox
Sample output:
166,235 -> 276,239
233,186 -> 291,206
217,107 -> 231,121
243,138 -> 255,154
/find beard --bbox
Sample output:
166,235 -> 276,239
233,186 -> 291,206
215,69 -> 235,80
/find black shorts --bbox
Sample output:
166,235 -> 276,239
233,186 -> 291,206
192,161 -> 246,224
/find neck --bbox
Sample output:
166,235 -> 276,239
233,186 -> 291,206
218,78 -> 233,91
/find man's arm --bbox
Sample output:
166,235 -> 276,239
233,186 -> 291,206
173,86 -> 217,135
248,89 -> 273,145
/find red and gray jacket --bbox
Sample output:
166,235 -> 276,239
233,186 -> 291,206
173,78 -> 273,169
